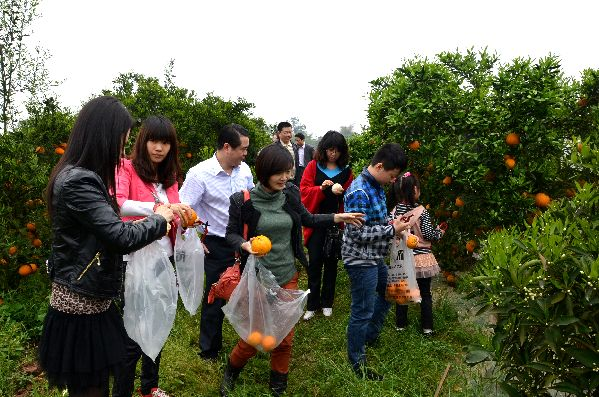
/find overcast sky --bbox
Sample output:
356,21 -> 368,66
30,0 -> 599,137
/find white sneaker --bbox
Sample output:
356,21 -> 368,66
322,308 -> 333,317
303,310 -> 315,320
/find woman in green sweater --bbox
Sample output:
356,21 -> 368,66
221,144 -> 363,396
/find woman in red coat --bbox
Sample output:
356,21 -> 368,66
300,130 -> 353,320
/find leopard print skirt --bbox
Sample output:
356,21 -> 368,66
50,283 -> 111,314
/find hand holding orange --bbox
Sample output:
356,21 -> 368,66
251,235 -> 272,255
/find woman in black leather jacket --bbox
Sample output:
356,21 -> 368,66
38,96 -> 174,397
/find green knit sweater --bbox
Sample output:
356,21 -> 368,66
250,183 -> 296,285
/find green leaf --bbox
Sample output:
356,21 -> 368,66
465,348 -> 491,364
553,316 -> 579,326
499,381 -> 522,397
550,292 -> 566,304
565,347 -> 599,368
552,381 -> 582,394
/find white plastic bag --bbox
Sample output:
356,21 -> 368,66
174,226 -> 205,315
222,255 -> 308,353
123,242 -> 178,361
386,232 -> 421,305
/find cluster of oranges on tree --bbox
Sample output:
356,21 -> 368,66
407,131 -> 560,260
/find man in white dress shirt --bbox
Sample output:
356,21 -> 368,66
179,123 -> 254,360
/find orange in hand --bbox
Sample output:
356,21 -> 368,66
251,235 -> 272,255
182,209 -> 198,228
261,335 -> 277,351
406,234 -> 419,249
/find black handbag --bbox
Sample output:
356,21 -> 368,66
323,225 -> 343,260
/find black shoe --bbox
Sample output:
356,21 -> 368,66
269,370 -> 288,396
220,360 -> 243,396
199,351 -> 219,361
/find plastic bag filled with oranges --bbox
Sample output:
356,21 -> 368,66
222,255 -> 309,353
386,232 -> 421,305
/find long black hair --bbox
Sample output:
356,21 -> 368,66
130,115 -> 182,188
46,96 -> 133,215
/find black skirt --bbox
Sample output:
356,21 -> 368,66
38,304 -> 126,390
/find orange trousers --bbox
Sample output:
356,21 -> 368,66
229,272 -> 299,374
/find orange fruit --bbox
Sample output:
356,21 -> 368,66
455,197 -> 465,207
534,193 -> 551,208
181,208 -> 198,228
18,264 -> 32,276
247,331 -> 263,347
446,274 -> 456,283
505,132 -> 520,146
32,238 -> 42,248
251,235 -> 272,255
406,234 -> 419,249
35,146 -> 45,154
408,140 -> 421,151
8,246 -> 17,256
505,158 -> 516,169
185,152 -> 192,158
466,240 -> 477,253
442,176 -> 452,186
261,335 -> 277,351
59,142 -> 68,149
26,222 -> 36,232
55,147 -> 65,155
29,263 -> 38,273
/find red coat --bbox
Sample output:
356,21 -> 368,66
300,160 -> 353,245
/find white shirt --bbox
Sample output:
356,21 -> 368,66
179,154 -> 254,237
297,145 -> 305,167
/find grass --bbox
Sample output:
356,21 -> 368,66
4,265 -> 507,396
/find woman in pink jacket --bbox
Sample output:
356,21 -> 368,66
112,116 -> 192,397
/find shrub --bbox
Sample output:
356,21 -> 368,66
466,178 -> 599,396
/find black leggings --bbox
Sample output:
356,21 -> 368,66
306,227 -> 340,311
395,277 -> 433,330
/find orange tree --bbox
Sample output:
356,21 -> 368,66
351,48 -> 599,271
0,98 -> 73,290
103,72 -> 271,169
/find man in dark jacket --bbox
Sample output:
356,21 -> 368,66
294,132 -> 315,186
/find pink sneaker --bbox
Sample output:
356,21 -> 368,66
140,387 -> 171,397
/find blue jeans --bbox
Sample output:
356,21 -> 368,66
345,261 -> 390,369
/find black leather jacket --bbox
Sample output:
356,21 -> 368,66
47,166 -> 167,299
225,183 -> 334,269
